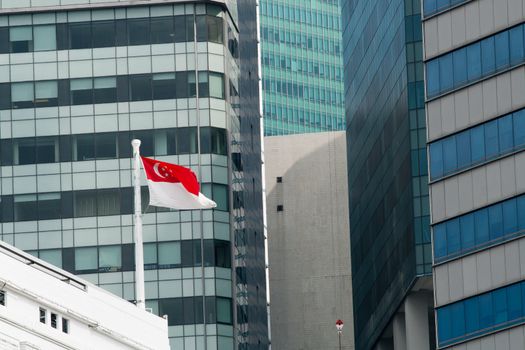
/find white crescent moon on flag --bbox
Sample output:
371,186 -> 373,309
153,163 -> 167,179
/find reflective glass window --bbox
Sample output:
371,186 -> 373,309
152,73 -> 176,100
39,249 -> 62,268
75,247 -> 97,272
151,17 -> 174,44
128,18 -> 150,45
75,134 -> 95,161
11,82 -> 34,109
158,242 -> 181,268
510,25 -> 524,65
70,78 -> 93,105
93,77 -> 117,104
92,21 -> 115,47
33,25 -> 56,51
98,245 -> 121,271
97,189 -> 120,216
69,23 -> 91,49
10,26 -> 33,53
14,194 -> 37,221
35,81 -> 58,107
209,73 -> 224,99
481,36 -> 496,75
74,190 -> 97,217
495,31 -> 510,71
129,75 -> 151,101
452,48 -> 467,86
466,42 -> 482,82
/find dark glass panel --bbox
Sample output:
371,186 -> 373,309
151,17 -> 174,44
69,23 -> 92,49
128,18 -> 150,45
95,133 -> 117,159
92,21 -> 115,48
129,75 -> 152,101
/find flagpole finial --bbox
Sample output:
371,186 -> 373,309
131,139 -> 141,152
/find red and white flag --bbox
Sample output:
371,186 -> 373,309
141,156 -> 216,210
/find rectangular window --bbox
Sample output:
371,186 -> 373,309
510,25 -> 524,65
51,313 -> 57,329
152,73 -> 176,100
74,190 -> 97,217
62,318 -> 69,334
0,291 -> 4,306
38,193 -> 61,220
151,17 -> 174,44
10,26 -> 33,53
216,297 -> 232,324
35,81 -> 58,107
39,308 -> 46,323
15,138 -> 36,165
75,134 -> 95,161
481,36 -> 496,76
75,247 -> 98,272
92,21 -> 115,48
14,194 -> 38,221
69,23 -> 92,49
11,82 -> 34,109
158,242 -> 181,268
93,77 -> 117,104
198,72 -> 209,98
70,79 -> 93,105
33,25 -> 56,51
39,249 -> 62,268
495,31 -> 510,71
144,243 -> 157,269
97,189 -> 120,216
128,19 -> 150,45
207,16 -> 223,44
95,133 -> 117,159
213,184 -> 229,212
129,75 -> 152,101
209,73 -> 224,99
177,127 -> 197,154
98,245 -> 121,272
173,15 -> 188,43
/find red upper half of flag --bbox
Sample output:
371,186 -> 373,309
141,156 -> 199,195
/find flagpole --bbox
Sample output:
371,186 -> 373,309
131,139 -> 146,310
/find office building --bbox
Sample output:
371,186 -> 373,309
0,0 -> 268,348
342,0 -> 434,349
265,131 -> 354,349
0,240 -> 169,350
260,0 -> 345,135
423,0 -> 525,349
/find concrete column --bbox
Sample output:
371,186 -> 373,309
392,313 -> 406,350
405,293 -> 430,350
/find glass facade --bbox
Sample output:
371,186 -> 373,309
342,0 -> 430,349
424,0 -> 525,348
426,23 -> 525,99
0,1 -> 267,349
437,280 -> 525,347
260,0 -> 345,135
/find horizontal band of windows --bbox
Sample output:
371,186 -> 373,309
29,239 -> 231,275
0,184 -> 230,222
433,193 -> 525,263
422,0 -> 470,18
0,71 -> 225,110
147,296 -> 233,326
437,280 -> 525,347
0,12 -> 227,54
426,22 -> 525,99
0,127 -> 227,166
429,108 -> 525,181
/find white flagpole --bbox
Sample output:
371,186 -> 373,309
131,139 -> 145,309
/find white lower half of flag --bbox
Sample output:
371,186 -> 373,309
146,180 -> 217,210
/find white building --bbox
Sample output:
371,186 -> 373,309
0,240 -> 169,350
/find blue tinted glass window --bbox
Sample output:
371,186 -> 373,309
498,115 -> 514,152
517,196 -> 525,230
446,219 -> 461,254
475,209 -> 490,245
460,214 -> 475,251
502,199 -> 518,234
436,0 -> 450,11
426,60 -> 440,97
514,110 -> 525,147
453,48 -> 468,85
493,289 -> 508,324
495,31 -> 510,70
456,132 -> 471,168
467,43 -> 482,82
489,205 -> 504,239
437,307 -> 452,343
450,302 -> 465,339
478,293 -> 494,329
481,37 -> 496,75
429,142 -> 444,179
470,125 -> 485,164
507,284 -> 522,320
464,298 -> 480,334
484,120 -> 499,159
434,224 -> 447,258
510,26 -> 524,65
439,54 -> 454,92
442,137 -> 457,174
424,0 -> 437,15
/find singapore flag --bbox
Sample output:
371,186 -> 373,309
141,156 -> 216,210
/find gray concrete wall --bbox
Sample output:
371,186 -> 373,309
265,131 -> 354,350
